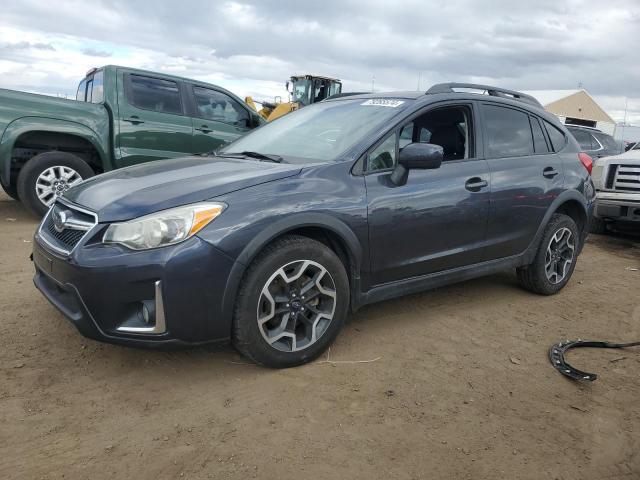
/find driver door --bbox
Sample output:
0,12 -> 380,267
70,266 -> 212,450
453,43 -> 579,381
364,103 -> 491,286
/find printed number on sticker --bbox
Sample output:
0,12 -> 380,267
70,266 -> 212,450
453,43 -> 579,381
361,99 -> 405,107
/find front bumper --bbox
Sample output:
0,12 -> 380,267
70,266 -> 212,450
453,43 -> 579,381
594,191 -> 640,223
32,232 -> 236,347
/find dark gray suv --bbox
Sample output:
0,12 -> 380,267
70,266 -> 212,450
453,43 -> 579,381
32,83 -> 596,368
567,125 -> 622,160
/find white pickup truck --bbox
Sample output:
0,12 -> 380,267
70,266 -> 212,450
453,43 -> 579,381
591,143 -> 640,233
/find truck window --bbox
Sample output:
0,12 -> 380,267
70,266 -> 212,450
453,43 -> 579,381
76,79 -> 87,101
90,70 -> 104,103
128,75 -> 183,115
193,87 -> 249,126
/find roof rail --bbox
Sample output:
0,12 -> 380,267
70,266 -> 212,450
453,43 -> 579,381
426,83 -> 543,108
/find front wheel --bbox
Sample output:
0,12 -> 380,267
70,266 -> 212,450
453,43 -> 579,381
16,151 -> 94,216
232,235 -> 350,368
517,213 -> 580,295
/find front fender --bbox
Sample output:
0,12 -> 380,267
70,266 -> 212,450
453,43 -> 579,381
0,117 -> 111,185
217,212 -> 364,331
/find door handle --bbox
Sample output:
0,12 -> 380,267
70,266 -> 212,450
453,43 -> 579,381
543,167 -> 559,178
195,125 -> 213,133
123,115 -> 144,124
465,177 -> 488,192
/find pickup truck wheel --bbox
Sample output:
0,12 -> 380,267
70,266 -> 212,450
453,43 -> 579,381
17,152 -> 94,216
232,235 -> 349,368
516,213 -> 579,295
1,182 -> 18,200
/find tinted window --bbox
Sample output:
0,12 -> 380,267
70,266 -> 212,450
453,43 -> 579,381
368,132 -> 396,171
483,105 -> 533,157
593,132 -> 618,150
193,87 -> 249,126
128,75 -> 182,114
544,121 -> 566,152
571,129 -> 593,150
530,117 -> 549,153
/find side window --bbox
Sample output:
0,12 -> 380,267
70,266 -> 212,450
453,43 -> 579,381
76,79 -> 87,101
530,116 -> 549,153
399,123 -> 414,149
128,75 -> 182,114
91,70 -> 104,103
571,129 -> 593,150
193,87 -> 249,126
483,105 -> 533,158
544,121 -> 566,152
367,132 -> 397,172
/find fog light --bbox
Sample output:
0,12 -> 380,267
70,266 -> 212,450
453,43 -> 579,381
140,300 -> 156,325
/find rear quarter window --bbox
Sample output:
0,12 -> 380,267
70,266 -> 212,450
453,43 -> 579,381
544,121 -> 567,152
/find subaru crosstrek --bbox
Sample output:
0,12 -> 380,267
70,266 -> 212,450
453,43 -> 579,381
32,83 -> 596,368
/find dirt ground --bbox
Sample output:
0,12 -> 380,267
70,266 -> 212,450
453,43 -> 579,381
1,190 -> 639,480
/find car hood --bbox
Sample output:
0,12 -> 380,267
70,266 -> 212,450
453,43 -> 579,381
63,156 -> 302,222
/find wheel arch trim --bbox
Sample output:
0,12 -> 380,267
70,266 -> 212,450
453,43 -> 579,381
220,213 -> 363,330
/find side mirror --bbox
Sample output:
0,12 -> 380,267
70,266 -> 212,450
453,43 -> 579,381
391,143 -> 443,185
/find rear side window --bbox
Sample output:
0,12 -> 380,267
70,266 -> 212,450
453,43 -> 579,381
128,75 -> 182,114
593,132 -> 618,150
571,129 -> 593,150
544,121 -> 566,152
530,117 -> 549,153
483,105 -> 533,158
90,70 -> 104,103
76,79 -> 87,101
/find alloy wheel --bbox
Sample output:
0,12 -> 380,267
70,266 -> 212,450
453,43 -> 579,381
545,227 -> 575,284
35,166 -> 83,207
257,260 -> 337,352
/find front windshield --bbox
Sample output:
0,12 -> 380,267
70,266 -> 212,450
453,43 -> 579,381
221,98 -> 409,163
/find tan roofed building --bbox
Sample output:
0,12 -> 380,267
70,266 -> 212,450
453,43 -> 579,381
523,89 -> 615,134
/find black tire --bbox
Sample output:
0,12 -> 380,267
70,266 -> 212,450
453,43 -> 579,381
16,151 -> 94,217
1,182 -> 18,200
517,213 -> 580,295
232,235 -> 350,368
589,216 -> 607,235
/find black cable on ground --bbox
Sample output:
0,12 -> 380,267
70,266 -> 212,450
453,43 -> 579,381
549,340 -> 640,381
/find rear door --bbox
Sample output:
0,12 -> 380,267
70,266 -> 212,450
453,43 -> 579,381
188,85 -> 253,154
481,103 -> 564,259
115,71 -> 193,167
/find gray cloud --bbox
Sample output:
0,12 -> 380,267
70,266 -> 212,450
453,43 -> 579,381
0,0 -> 639,120
81,47 -> 112,57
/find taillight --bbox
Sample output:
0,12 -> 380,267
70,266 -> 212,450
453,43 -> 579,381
578,152 -> 593,175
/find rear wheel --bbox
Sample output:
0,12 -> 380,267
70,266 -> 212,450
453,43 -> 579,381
232,235 -> 349,368
17,152 -> 94,216
517,213 -> 580,295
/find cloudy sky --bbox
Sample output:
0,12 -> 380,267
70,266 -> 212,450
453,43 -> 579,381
1,0 -> 640,124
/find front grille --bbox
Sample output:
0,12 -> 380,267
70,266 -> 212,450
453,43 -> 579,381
613,164 -> 640,192
39,201 -> 97,254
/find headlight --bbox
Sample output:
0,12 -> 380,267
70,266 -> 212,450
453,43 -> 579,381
592,163 -> 605,190
103,202 -> 226,250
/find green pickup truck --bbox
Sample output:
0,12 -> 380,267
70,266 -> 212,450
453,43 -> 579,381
0,65 -> 264,215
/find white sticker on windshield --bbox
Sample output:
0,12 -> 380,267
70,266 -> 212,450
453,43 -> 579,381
361,99 -> 405,107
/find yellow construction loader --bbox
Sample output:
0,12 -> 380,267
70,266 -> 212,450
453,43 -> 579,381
245,74 -> 342,121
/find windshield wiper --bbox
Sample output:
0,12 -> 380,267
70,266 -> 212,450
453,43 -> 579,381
237,151 -> 284,163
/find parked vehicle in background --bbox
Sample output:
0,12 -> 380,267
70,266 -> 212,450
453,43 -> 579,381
624,140 -> 638,152
32,83 -> 595,368
0,65 -> 263,215
591,142 -> 640,233
566,125 -> 622,160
